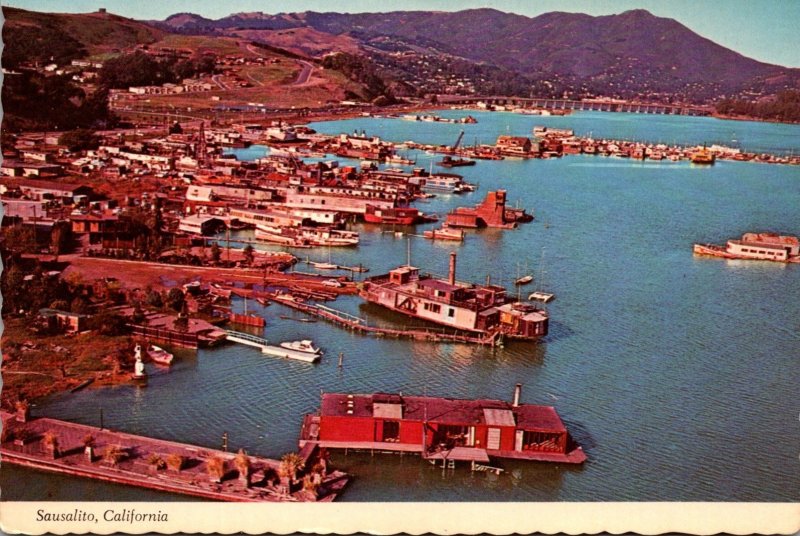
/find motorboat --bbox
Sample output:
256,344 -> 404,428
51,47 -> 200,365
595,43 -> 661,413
147,345 -> 174,366
279,340 -> 322,355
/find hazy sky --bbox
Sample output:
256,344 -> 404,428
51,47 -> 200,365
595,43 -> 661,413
4,0 -> 800,68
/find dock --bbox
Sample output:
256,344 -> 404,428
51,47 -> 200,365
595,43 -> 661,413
224,330 -> 320,363
1,411 -> 348,502
265,293 -> 501,346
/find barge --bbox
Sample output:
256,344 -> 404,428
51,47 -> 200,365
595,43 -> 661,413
693,232 -> 800,262
299,385 -> 586,465
360,252 -> 548,340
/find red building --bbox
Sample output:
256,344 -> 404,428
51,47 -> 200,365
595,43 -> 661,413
445,190 -> 533,229
299,386 -> 586,465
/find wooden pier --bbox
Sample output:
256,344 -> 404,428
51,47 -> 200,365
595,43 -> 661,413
0,411 -> 348,502
265,293 -> 501,346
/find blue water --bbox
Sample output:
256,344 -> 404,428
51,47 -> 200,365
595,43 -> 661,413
4,110 -> 800,502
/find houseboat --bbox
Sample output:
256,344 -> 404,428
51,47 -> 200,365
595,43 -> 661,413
255,225 -> 359,247
411,173 -> 475,194
298,385 -> 586,465
360,252 -> 548,340
364,205 -> 423,225
693,232 -> 800,262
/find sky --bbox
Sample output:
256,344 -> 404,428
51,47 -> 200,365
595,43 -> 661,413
3,0 -> 800,68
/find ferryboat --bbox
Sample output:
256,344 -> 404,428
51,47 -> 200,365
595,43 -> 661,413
360,252 -> 548,340
298,384 -> 586,465
693,232 -> 800,262
255,225 -> 359,247
690,145 -> 716,164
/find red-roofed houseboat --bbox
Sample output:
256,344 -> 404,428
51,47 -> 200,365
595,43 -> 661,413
298,385 -> 586,465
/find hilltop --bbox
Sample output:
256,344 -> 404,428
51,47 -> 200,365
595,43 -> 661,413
151,7 -> 800,103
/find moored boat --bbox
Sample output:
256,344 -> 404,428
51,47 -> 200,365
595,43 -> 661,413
255,225 -> 359,247
279,340 -> 322,355
690,145 -> 716,164
693,232 -> 800,262
146,345 -> 174,366
423,227 -> 465,241
437,155 -> 476,168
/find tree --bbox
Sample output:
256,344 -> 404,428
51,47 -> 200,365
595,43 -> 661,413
103,445 -> 126,466
243,245 -> 255,266
58,129 -> 100,152
234,449 -> 251,487
166,288 -> 185,312
206,456 -> 226,483
169,122 -> 183,135
70,296 -> 90,315
278,452 -> 305,483
210,242 -> 222,264
145,287 -> 163,308
89,310 -> 127,336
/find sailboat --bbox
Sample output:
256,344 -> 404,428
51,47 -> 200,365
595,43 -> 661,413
515,261 -> 533,285
310,248 -> 338,270
528,248 -> 555,303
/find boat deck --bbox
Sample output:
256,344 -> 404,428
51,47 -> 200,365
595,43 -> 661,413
1,412 -> 349,502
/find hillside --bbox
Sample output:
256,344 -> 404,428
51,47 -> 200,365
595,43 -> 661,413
2,6 -> 164,67
154,8 -> 800,102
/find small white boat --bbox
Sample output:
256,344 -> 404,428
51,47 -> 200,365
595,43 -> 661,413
147,345 -> 174,366
515,275 -> 533,285
310,262 -> 338,270
279,340 -> 322,355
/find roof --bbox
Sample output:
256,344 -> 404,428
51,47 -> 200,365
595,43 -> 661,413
741,233 -> 799,247
320,393 -> 567,433
417,278 -> 461,293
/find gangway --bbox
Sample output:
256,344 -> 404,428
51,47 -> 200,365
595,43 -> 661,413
224,330 -> 320,363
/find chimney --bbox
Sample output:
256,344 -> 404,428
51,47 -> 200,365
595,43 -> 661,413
448,252 -> 457,286
512,383 -> 522,407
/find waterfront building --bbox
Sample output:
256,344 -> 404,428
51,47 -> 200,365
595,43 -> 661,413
299,386 -> 585,464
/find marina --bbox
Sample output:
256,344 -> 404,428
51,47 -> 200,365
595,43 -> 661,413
3,109 -> 800,504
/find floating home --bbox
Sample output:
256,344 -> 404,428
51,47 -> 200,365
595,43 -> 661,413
299,385 -> 586,464
360,252 -> 548,340
694,232 -> 800,262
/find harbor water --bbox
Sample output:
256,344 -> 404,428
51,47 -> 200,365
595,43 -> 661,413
4,111 -> 800,502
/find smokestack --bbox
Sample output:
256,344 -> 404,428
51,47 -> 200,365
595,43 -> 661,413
512,383 -> 522,407
448,252 -> 457,286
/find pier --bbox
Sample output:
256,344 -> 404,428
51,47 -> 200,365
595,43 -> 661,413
437,95 -> 713,116
224,329 -> 321,362
265,293 -> 501,346
0,411 -> 348,502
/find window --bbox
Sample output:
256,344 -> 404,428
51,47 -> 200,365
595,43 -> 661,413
448,308 -> 455,318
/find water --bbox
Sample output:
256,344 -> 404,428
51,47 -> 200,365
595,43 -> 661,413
4,110 -> 800,502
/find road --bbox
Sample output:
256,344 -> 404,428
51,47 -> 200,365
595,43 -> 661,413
292,60 -> 315,86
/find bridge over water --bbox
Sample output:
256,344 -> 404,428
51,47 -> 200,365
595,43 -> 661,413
436,95 -> 712,117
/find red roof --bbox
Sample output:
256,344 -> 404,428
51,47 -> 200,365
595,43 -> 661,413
320,393 -> 567,433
